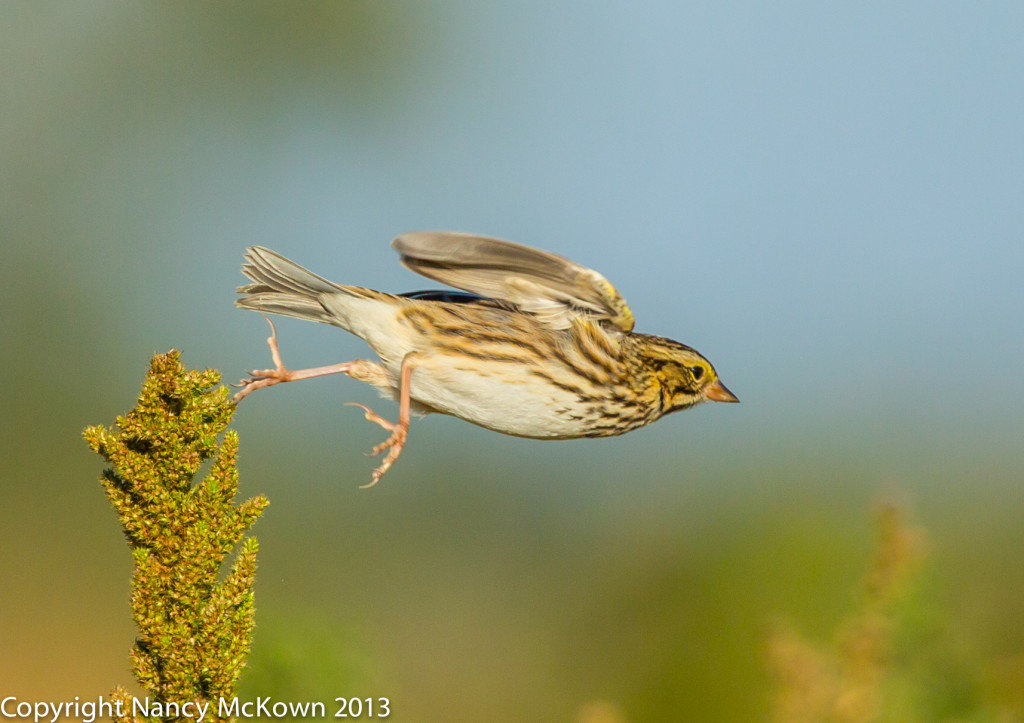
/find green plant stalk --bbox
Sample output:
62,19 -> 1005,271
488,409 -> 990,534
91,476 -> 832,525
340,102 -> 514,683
85,351 -> 269,723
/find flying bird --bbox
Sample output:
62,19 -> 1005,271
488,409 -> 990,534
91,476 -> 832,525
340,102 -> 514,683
235,232 -> 737,486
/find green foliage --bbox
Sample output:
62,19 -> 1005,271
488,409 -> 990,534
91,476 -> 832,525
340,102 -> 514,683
84,351 -> 269,723
767,506 -> 1016,723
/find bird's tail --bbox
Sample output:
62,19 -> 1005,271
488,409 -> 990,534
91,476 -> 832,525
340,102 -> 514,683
236,246 -> 353,326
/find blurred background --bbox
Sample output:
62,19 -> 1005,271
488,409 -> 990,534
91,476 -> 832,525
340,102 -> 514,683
3,3 -> 1023,721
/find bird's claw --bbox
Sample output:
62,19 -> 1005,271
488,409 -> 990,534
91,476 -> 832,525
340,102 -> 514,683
346,402 -> 408,488
345,402 -> 396,431
234,317 -> 290,402
233,367 -> 289,401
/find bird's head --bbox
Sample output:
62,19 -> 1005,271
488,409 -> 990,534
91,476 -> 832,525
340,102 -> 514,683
635,334 -> 739,413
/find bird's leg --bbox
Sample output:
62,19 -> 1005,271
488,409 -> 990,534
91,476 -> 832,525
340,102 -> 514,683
234,317 -> 375,402
237,317 -> 417,487
346,352 -> 420,488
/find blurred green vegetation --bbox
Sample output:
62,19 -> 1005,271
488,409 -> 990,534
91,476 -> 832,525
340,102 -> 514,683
768,506 -> 1019,723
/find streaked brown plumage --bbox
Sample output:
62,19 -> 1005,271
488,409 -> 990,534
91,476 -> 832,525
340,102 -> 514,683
234,232 -> 738,486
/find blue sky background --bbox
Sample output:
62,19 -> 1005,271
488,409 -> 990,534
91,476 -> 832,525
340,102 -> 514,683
3,3 -> 1023,719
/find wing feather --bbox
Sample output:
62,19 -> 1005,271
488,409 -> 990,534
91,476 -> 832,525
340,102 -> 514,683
391,231 -> 635,332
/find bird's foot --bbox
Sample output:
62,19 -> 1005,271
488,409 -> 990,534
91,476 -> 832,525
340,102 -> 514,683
235,316 -> 359,402
346,402 -> 409,488
235,317 -> 300,401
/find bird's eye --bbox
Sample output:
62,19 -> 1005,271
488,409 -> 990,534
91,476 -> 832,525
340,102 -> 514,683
690,366 -> 705,381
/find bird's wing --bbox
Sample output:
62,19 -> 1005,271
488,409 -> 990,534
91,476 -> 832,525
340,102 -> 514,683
392,231 -> 635,332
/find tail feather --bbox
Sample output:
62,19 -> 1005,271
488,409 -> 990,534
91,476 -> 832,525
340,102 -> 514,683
236,246 -> 347,325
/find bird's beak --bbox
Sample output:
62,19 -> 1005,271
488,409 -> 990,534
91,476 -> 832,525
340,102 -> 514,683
705,379 -> 739,403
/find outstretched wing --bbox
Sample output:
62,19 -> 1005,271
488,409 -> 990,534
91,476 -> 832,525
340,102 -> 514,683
392,231 -> 635,332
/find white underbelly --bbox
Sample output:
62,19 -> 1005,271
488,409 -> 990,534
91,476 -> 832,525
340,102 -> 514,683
406,356 -> 590,439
